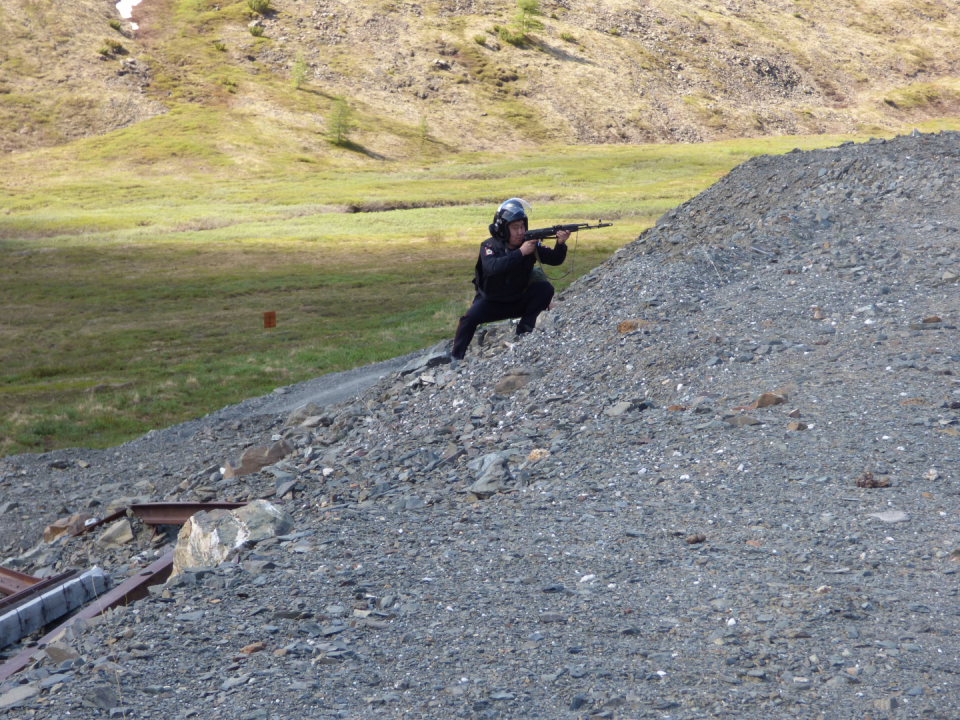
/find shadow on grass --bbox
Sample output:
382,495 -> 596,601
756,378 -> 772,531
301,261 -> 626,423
333,139 -> 391,161
537,41 -> 595,66
300,87 -> 336,100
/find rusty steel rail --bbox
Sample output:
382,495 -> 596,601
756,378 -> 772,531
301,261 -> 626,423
0,567 -> 43,597
0,551 -> 173,683
71,501 -> 250,537
130,502 -> 247,526
0,570 -> 78,612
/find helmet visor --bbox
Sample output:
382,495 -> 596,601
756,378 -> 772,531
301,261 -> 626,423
498,197 -> 532,224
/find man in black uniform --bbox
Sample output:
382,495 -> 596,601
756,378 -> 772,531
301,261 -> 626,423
451,198 -> 570,361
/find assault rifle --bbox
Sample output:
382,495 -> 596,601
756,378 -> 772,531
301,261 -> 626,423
524,221 -> 613,242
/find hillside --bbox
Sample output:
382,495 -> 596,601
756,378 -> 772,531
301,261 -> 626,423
3,0 -> 960,158
1,131 -> 958,718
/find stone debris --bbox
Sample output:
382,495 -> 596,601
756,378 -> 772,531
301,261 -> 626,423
2,132 -> 960,718
867,510 -> 911,523
41,513 -> 94,544
171,500 -> 293,576
856,471 -> 890,488
95,519 -> 134,550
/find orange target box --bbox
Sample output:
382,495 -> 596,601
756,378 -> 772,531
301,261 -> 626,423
263,311 -> 276,329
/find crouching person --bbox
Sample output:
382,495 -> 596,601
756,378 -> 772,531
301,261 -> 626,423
451,198 -> 569,362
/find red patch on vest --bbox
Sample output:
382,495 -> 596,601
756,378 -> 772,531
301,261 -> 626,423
484,247 -> 493,255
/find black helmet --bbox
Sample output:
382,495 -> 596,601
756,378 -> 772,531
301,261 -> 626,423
489,197 -> 531,241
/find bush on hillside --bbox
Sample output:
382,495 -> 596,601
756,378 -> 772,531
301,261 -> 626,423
498,26 -> 526,46
291,53 -> 308,89
247,0 -> 270,14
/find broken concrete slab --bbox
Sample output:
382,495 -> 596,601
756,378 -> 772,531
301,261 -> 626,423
0,568 -> 107,650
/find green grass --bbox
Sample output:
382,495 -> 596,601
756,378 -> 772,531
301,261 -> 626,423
3,120 -> 960,456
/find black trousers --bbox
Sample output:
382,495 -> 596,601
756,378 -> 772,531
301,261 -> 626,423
451,281 -> 554,359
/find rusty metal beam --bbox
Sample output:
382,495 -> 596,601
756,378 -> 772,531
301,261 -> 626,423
69,502 -> 250,538
0,551 -> 173,683
0,571 -> 78,612
130,502 -> 247,526
0,567 -> 41,597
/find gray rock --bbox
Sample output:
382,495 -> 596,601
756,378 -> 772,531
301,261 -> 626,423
96,518 -> 134,549
83,687 -> 118,710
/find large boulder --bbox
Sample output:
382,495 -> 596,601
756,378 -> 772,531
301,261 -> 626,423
172,500 -> 293,576
234,500 -> 294,543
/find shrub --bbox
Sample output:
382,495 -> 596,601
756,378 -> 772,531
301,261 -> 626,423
560,31 -> 576,42
474,34 -> 487,45
419,115 -> 429,148
291,53 -> 307,89
498,26 -> 526,46
609,27 -> 620,36
249,24 -> 264,37
247,0 -> 270,13
327,96 -> 353,146
98,38 -> 126,56
109,19 -> 122,31
213,40 -> 226,51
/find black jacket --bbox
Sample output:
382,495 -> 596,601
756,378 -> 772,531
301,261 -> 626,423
472,236 -> 567,303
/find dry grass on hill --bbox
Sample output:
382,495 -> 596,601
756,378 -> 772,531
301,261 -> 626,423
2,0 -> 960,159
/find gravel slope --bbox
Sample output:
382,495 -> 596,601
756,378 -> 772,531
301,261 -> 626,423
1,131 -> 959,720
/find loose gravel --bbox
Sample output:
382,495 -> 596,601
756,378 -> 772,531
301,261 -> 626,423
1,130 -> 959,720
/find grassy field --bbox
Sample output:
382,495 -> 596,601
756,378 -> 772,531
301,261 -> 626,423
2,124 -> 959,456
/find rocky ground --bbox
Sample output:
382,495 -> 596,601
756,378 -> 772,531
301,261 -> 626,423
1,130 -> 959,719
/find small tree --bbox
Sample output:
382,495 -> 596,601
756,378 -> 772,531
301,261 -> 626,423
419,115 -> 430,149
515,0 -> 543,34
291,53 -> 307,89
328,96 -> 353,146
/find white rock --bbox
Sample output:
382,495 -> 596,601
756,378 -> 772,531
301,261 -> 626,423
867,511 -> 910,524
172,500 -> 293,576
